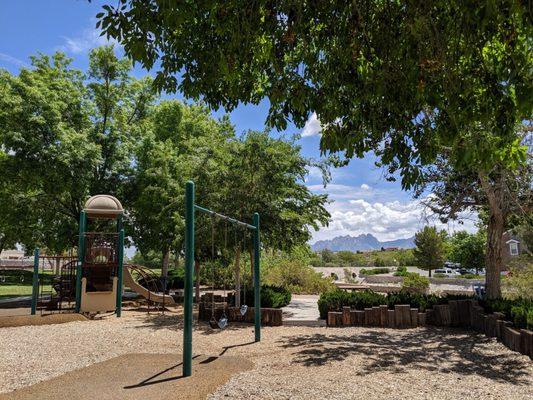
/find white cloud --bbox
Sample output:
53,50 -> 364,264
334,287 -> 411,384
311,196 -> 478,243
0,52 -> 28,68
305,166 -> 324,182
57,21 -> 118,54
360,183 -> 371,190
301,112 -> 322,137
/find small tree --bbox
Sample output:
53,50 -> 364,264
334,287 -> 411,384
320,249 -> 335,264
449,231 -> 486,273
413,226 -> 447,277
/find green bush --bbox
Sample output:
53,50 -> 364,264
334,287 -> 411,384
373,257 -> 387,267
318,289 -> 387,319
360,267 -> 390,275
237,285 -> 292,308
394,265 -> 409,276
481,297 -> 533,330
386,291 -> 440,312
401,273 -> 430,294
433,273 -> 446,278
317,289 -> 473,319
167,268 -> 185,289
261,285 -> 292,308
262,257 -> 335,294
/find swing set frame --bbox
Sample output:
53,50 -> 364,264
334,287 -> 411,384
183,181 -> 261,377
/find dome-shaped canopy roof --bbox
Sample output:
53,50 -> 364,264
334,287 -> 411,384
84,195 -> 123,219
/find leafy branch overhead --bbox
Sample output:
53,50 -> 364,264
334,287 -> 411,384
97,1 -> 532,189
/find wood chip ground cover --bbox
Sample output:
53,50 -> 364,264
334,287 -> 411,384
0,310 -> 531,399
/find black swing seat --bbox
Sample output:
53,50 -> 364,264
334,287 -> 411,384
209,317 -> 219,329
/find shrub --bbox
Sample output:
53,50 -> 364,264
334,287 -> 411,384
481,297 -> 533,330
236,285 -> 291,308
433,273 -> 447,278
394,265 -> 408,276
262,257 -> 334,294
167,267 -> 185,289
317,288 -> 474,319
503,260 -> 533,299
318,289 -> 387,319
387,291 -> 440,312
401,273 -> 430,294
373,257 -> 387,267
360,267 -> 390,275
260,285 -> 292,308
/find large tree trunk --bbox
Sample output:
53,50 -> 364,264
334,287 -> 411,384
485,207 -> 504,299
235,247 -> 241,308
479,171 -> 506,299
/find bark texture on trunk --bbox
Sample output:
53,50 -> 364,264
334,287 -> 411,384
161,249 -> 170,278
485,208 -> 504,298
479,171 -> 506,299
235,247 -> 241,308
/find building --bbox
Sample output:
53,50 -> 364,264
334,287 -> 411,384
0,249 -> 33,268
502,231 -> 529,269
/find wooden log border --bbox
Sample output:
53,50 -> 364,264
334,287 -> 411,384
326,300 -> 532,359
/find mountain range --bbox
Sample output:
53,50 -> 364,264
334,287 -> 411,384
311,234 -> 415,252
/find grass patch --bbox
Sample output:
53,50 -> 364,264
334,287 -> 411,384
0,270 -> 54,299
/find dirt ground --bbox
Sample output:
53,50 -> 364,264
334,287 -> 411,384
0,309 -> 531,400
0,313 -> 87,328
0,353 -> 252,400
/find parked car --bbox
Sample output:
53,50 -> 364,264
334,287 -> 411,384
434,268 -> 461,277
444,261 -> 461,270
459,268 -> 478,275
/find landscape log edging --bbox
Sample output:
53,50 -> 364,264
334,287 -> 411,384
199,303 -> 283,326
326,299 -> 532,359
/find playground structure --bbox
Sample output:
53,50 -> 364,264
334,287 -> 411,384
12,194 -> 172,317
182,180 -> 261,376
73,195 -> 125,315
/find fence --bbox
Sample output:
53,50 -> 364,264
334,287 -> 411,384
327,299 -> 532,359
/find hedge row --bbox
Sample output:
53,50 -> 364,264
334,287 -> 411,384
359,267 -> 391,275
318,289 -> 533,329
318,289 -> 472,320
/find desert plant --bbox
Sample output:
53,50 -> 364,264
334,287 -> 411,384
394,265 -> 409,277
401,273 -> 430,294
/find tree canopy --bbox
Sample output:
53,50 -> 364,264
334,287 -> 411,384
0,47 -> 330,268
97,0 -> 532,188
0,47 -> 154,253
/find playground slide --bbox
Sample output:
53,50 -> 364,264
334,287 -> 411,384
123,265 -> 176,305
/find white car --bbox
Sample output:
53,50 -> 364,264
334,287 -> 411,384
434,268 -> 461,277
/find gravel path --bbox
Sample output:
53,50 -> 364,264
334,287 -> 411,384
1,310 -> 531,399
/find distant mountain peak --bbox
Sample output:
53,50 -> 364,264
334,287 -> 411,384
311,234 -> 415,252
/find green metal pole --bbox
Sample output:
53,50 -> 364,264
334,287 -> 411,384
30,248 -> 40,315
116,224 -> 124,317
183,181 -> 195,377
75,211 -> 86,313
253,212 -> 261,342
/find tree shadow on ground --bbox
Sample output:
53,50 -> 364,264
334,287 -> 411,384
279,327 -> 531,385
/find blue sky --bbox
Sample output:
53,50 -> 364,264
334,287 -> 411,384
0,1 -> 477,244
